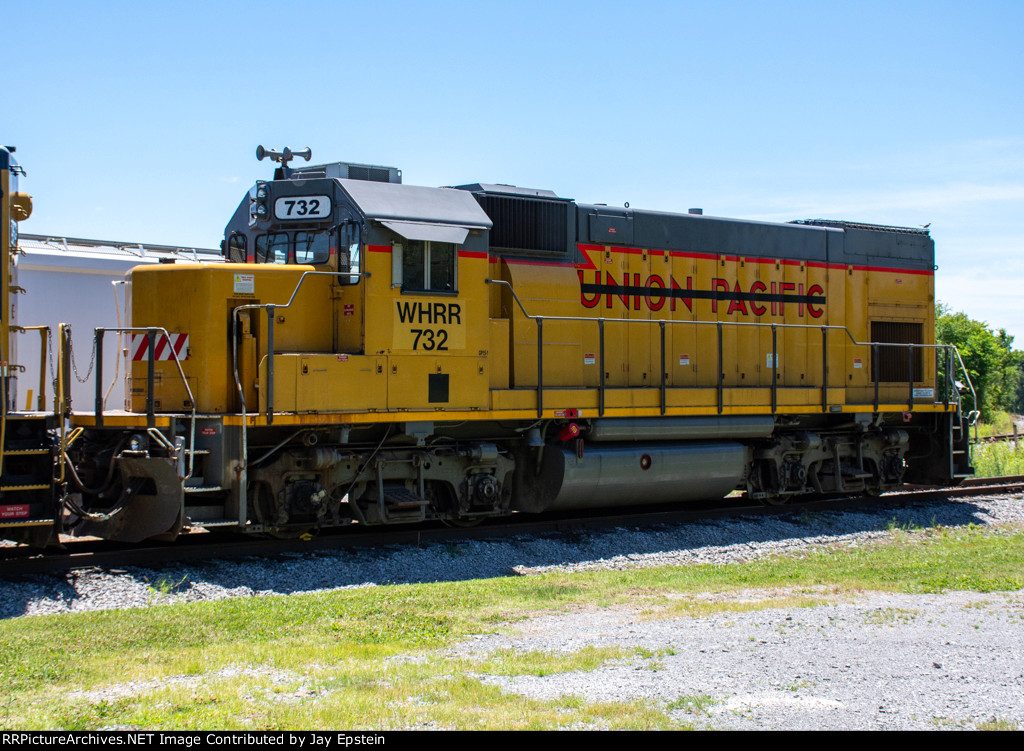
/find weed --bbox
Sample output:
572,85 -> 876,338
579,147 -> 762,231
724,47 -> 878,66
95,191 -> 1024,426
146,575 -> 189,600
632,646 -> 675,660
972,440 -> 1024,477
666,693 -> 716,716
864,607 -> 919,626
784,679 -> 815,691
975,718 -> 1018,731
886,517 -> 920,533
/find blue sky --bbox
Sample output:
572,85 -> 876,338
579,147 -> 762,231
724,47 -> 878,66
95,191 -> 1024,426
5,1 -> 1023,338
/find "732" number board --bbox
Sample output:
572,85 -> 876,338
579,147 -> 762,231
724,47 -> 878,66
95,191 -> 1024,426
274,195 -> 332,220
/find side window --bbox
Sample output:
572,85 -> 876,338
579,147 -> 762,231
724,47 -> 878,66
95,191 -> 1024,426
429,243 -> 455,291
227,233 -> 247,263
401,240 -> 427,290
255,233 -> 289,264
395,240 -> 457,292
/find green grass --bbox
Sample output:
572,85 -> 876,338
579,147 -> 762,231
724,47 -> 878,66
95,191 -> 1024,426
971,410 -> 1024,476
1,523 -> 1022,730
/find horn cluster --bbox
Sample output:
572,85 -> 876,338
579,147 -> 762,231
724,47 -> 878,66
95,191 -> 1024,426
255,145 -> 312,166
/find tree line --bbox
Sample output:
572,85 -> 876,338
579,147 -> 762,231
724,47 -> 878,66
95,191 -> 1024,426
935,303 -> 1024,422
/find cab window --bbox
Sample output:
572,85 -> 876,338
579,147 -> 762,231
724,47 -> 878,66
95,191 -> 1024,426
256,233 -> 289,264
227,233 -> 247,263
396,240 -> 456,292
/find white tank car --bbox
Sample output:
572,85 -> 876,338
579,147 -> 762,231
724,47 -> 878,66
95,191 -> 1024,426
12,234 -> 221,413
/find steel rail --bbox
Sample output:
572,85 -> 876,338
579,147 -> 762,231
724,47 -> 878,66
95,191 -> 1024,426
4,476 -> 1022,577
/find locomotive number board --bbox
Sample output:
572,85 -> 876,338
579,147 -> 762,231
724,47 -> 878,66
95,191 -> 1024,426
274,195 -> 332,220
393,300 -> 467,351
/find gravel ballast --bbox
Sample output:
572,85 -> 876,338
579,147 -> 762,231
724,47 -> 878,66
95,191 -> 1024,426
2,495 -> 1023,730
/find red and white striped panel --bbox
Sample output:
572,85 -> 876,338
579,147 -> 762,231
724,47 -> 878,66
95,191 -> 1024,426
131,333 -> 190,361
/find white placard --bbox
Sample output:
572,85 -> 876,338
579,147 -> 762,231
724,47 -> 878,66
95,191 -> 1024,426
274,195 -> 332,220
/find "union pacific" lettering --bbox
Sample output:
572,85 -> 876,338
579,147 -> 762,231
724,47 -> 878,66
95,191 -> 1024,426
578,271 -> 825,318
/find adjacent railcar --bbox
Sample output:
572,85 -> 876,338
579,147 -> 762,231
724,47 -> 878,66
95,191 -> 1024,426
0,146 -> 58,547
0,148 -> 221,547
62,149 -> 974,542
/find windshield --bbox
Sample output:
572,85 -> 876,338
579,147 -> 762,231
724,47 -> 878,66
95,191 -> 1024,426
295,231 -> 331,264
254,230 -> 332,265
256,233 -> 289,264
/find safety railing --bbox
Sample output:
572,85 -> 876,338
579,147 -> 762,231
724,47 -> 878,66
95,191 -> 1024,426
485,279 -> 978,419
88,326 -> 198,480
229,270 -> 369,427
9,325 -> 51,410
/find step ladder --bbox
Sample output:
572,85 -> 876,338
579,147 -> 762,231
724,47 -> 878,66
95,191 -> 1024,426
0,413 -> 58,544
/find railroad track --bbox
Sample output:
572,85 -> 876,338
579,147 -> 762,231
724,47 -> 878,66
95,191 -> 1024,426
976,431 -> 1024,443
3,476 -> 1022,577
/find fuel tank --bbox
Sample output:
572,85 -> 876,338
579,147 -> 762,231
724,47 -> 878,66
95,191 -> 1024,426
512,441 -> 749,513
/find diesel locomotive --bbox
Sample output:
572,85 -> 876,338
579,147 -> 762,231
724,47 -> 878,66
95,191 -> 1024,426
0,147 -> 976,544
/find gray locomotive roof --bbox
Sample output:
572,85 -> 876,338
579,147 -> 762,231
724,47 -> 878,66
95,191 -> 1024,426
338,179 -> 492,229
579,204 -> 934,269
458,182 -> 933,269
453,183 -> 565,200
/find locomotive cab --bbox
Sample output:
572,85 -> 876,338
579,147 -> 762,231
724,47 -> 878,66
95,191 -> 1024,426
212,160 -> 495,415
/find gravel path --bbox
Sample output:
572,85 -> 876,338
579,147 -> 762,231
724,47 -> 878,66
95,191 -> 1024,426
454,589 -> 1024,730
2,495 -> 1023,730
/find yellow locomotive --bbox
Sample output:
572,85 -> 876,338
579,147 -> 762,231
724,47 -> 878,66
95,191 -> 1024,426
29,148 -> 980,542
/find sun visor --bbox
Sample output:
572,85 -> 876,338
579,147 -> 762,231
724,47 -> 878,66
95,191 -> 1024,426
379,220 -> 471,245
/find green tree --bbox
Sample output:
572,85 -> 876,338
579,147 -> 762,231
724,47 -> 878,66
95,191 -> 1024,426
935,303 -> 1024,421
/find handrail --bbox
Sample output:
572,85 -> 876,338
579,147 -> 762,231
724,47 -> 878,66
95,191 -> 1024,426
11,325 -> 51,410
229,270 -> 368,528
90,326 -> 198,482
230,270 -> 370,424
950,346 -> 979,420
485,278 -> 978,417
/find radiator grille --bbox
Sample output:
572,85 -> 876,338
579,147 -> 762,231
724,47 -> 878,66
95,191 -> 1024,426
476,195 -> 568,254
871,321 -> 924,382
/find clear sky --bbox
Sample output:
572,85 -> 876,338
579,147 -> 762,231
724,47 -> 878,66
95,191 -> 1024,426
5,1 -> 1023,338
